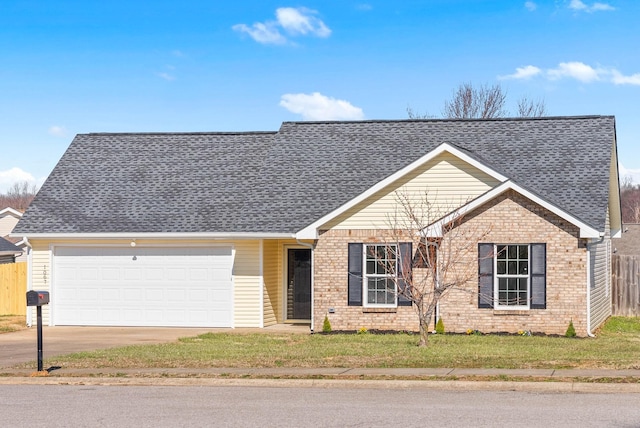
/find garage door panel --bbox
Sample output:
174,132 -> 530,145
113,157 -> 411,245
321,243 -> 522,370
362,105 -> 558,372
102,288 -> 120,301
124,268 -> 142,281
53,246 -> 234,327
78,288 -> 99,301
145,288 -> 164,301
122,309 -> 143,323
189,268 -> 208,281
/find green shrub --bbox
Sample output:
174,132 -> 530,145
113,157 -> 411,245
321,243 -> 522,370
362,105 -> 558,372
435,317 -> 445,334
565,320 -> 576,338
322,315 -> 332,333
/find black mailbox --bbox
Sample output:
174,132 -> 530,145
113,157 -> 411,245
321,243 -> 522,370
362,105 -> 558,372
26,290 -> 50,306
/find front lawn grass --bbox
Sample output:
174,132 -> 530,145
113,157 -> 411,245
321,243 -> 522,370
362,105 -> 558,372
43,317 -> 640,370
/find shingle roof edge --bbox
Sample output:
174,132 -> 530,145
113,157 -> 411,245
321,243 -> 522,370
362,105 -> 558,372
79,131 -> 278,136
280,115 -> 615,126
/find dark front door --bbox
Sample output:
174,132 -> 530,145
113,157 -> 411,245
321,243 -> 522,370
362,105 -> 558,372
287,249 -> 311,320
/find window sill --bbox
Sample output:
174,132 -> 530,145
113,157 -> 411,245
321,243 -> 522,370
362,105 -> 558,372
492,310 -> 530,316
362,307 -> 397,313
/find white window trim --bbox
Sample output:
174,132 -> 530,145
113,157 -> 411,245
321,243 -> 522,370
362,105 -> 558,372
363,244 -> 398,308
494,244 -> 531,310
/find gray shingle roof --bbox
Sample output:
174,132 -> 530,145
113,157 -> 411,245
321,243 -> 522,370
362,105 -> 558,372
14,116 -> 616,235
0,236 -> 21,254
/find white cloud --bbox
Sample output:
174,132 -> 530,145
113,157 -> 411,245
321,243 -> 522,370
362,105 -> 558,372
499,65 -> 542,80
500,61 -> 640,86
276,7 -> 331,37
620,163 -> 640,186
48,125 -> 67,137
591,2 -> 616,11
232,22 -> 287,45
233,7 -> 331,45
0,168 -> 37,193
569,0 -> 615,13
547,61 -> 602,82
611,70 -> 640,85
569,0 -> 588,10
525,2 -> 537,11
279,92 -> 365,121
157,72 -> 176,81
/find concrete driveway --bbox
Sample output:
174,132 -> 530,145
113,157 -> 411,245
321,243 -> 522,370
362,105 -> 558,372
0,326 -> 220,369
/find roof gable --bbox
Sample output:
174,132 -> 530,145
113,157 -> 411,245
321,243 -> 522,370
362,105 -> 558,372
424,180 -> 601,239
297,143 -> 505,238
0,207 -> 23,219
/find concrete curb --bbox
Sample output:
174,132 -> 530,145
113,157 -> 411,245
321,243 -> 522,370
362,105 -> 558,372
1,376 -> 640,393
4,366 -> 640,377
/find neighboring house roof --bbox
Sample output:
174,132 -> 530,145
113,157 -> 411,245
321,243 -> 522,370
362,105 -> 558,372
0,207 -> 23,237
13,116 -> 617,236
0,236 -> 22,256
0,207 -> 23,218
614,224 -> 640,256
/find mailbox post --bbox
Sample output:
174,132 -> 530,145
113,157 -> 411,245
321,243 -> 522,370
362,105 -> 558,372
26,291 -> 50,372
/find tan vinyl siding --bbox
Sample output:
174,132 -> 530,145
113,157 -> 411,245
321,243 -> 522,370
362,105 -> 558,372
322,152 -> 501,230
28,240 -> 52,325
230,240 -> 262,328
263,240 -> 279,326
0,213 -> 20,236
28,238 -> 267,328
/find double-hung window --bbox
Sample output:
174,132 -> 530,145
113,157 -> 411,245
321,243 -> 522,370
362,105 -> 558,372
364,244 -> 397,306
478,243 -> 546,310
495,244 -> 530,309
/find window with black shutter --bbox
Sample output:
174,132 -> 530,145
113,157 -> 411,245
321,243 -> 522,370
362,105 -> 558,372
478,243 -> 546,310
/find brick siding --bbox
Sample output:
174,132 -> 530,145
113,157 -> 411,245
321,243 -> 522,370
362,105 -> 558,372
313,190 -> 589,336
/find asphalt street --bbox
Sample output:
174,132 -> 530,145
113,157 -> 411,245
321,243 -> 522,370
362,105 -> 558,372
2,384 -> 640,427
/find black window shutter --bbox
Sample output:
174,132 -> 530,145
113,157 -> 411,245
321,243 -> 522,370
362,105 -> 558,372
478,243 -> 494,308
530,243 -> 546,309
348,243 -> 363,306
397,243 -> 413,306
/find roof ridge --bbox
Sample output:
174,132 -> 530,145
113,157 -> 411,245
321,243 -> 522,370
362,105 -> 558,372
281,115 -> 614,126
80,131 -> 278,136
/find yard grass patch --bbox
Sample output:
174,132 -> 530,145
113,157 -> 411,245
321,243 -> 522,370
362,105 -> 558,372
39,317 -> 640,370
0,315 -> 26,334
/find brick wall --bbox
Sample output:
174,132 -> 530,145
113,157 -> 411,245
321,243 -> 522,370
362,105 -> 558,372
313,190 -> 589,336
313,229 -> 418,332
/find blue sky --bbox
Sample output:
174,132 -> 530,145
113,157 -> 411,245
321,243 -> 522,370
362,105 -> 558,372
1,0 -> 639,192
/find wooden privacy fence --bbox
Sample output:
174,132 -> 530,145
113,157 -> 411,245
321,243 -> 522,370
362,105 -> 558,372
612,255 -> 640,316
0,262 -> 27,316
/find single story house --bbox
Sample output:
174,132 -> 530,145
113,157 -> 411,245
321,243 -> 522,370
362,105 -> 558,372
0,236 -> 22,264
13,116 -> 621,336
0,207 -> 27,262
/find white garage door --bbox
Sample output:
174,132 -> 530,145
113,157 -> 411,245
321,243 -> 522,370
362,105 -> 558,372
52,246 -> 234,327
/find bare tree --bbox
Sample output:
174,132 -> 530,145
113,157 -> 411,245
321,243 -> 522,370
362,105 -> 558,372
517,96 -> 547,118
406,106 -> 435,120
442,83 -> 508,119
620,176 -> 640,223
380,190 -> 490,346
0,181 -> 38,211
408,82 -> 548,120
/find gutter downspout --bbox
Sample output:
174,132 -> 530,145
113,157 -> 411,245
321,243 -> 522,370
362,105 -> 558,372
296,239 -> 315,334
586,242 -> 595,337
23,237 -> 33,328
